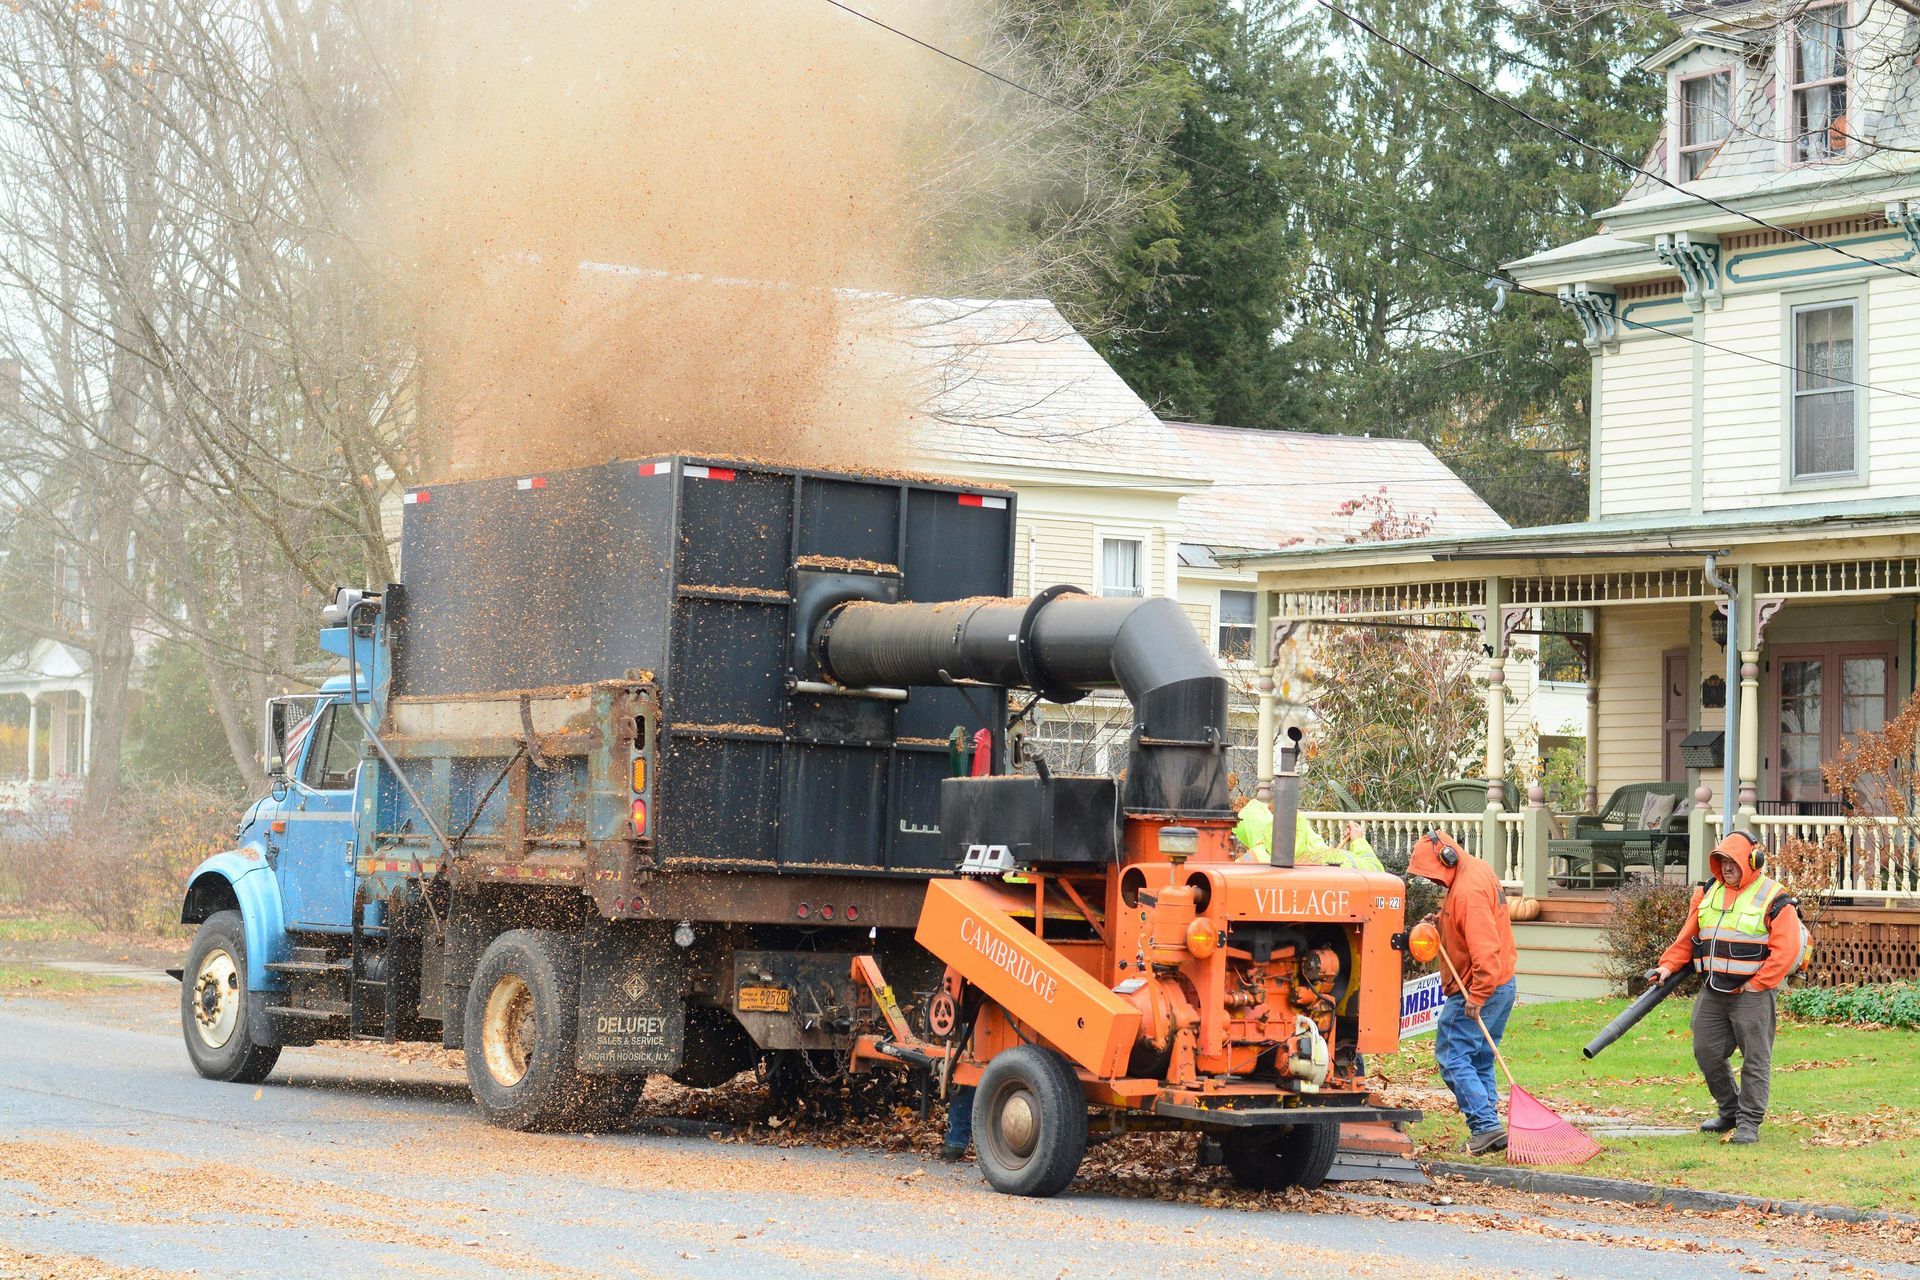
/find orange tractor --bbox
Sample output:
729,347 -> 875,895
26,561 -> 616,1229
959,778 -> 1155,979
813,591 -> 1419,1196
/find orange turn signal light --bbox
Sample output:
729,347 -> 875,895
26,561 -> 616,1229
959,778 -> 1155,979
631,757 -> 647,792
1185,917 -> 1218,958
630,798 -> 648,836
1408,921 -> 1441,964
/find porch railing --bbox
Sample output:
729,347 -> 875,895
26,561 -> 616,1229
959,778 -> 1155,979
1705,813 -> 1920,903
1299,810 -> 1522,890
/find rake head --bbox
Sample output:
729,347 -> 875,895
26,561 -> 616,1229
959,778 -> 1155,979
1505,1084 -> 1602,1166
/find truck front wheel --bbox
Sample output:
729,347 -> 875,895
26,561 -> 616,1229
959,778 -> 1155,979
181,911 -> 281,1084
1220,1121 -> 1341,1191
972,1045 -> 1088,1198
465,929 -> 591,1131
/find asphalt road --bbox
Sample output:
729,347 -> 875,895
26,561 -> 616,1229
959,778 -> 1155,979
0,983 -> 1910,1280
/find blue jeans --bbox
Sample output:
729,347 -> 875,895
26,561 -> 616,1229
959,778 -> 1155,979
945,1084 -> 974,1150
1434,978 -> 1518,1135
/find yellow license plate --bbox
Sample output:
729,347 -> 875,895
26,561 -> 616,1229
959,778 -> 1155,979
737,986 -> 790,1013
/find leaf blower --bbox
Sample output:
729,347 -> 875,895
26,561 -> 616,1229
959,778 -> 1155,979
1581,969 -> 1692,1059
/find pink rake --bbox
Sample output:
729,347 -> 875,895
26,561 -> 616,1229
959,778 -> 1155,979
1437,948 -> 1602,1166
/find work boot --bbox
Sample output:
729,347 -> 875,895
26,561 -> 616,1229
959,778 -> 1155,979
939,1143 -> 968,1162
1699,1115 -> 1737,1134
1728,1124 -> 1760,1145
1467,1126 -> 1509,1156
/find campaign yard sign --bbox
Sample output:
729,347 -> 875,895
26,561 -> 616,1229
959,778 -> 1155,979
1400,972 -> 1445,1038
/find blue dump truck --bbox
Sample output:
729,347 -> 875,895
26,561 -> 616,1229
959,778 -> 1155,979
179,455 -> 1024,1127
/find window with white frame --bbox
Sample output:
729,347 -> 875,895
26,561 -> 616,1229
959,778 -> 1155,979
1678,70 -> 1731,181
1099,537 -> 1143,597
1790,4 -> 1849,162
1790,300 -> 1858,480
1217,589 -> 1255,660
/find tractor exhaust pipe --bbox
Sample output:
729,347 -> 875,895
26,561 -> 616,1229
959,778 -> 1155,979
1271,727 -> 1302,868
813,587 -> 1230,818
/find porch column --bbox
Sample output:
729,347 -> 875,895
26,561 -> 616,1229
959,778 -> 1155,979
1254,590 -> 1277,803
1521,782 -> 1552,901
1582,607 -> 1599,812
1482,577 -> 1508,868
24,697 -> 37,783
1686,783 -> 1713,882
1254,667 -> 1276,804
1736,563 -> 1761,824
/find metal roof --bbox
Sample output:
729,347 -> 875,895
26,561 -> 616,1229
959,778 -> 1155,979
1223,497 -> 1920,570
1162,421 -> 1506,553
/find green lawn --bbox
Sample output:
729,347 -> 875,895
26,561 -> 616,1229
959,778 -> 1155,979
1375,995 -> 1920,1212
0,911 -> 97,943
0,961 -> 132,993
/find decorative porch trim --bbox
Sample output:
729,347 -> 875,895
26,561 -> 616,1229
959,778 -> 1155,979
1653,231 -> 1722,310
1760,555 -> 1920,598
1557,283 -> 1619,350
1274,578 -> 1485,621
1503,567 -> 1710,607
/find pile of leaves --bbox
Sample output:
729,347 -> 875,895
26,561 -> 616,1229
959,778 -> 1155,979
1781,982 -> 1920,1030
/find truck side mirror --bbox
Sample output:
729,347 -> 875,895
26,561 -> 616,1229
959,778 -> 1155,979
264,700 -> 292,779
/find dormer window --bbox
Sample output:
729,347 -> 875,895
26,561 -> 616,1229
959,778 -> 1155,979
1679,71 -> 1731,180
1790,4 -> 1849,161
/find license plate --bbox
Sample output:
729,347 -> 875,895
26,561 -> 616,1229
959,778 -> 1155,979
737,986 -> 790,1013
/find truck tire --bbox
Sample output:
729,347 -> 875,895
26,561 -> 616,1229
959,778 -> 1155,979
972,1045 -> 1087,1198
1220,1121 -> 1341,1191
181,910 -> 281,1084
464,929 -> 592,1131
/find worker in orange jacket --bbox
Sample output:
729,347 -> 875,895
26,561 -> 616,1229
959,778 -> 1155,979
1648,830 -> 1804,1145
1409,832 -> 1519,1155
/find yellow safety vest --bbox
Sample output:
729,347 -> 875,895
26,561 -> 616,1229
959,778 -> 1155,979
1692,875 -> 1784,988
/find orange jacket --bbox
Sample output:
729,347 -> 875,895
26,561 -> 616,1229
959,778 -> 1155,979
1409,833 -> 1517,1005
1658,835 -> 1803,992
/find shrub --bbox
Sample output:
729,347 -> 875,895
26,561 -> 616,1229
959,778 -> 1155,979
1781,982 -> 1920,1030
1598,876 -> 1699,998
0,780 -> 239,934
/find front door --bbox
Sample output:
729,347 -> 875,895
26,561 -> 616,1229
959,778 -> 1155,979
1768,643 -> 1894,811
274,700 -> 367,929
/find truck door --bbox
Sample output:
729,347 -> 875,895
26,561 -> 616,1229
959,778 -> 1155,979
274,699 -> 366,930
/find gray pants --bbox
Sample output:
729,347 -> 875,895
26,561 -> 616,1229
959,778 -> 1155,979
1690,986 -> 1776,1127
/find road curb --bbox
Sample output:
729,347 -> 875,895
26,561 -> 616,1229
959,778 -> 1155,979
1426,1161 -> 1914,1225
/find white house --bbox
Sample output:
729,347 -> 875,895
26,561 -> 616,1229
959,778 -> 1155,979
1227,0 -> 1920,995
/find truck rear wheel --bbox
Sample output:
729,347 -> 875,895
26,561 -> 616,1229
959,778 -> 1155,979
972,1045 -> 1087,1198
1220,1121 -> 1341,1191
181,911 -> 281,1084
464,929 -> 592,1131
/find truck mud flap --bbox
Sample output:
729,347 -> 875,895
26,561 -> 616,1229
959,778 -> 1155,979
577,923 -> 685,1076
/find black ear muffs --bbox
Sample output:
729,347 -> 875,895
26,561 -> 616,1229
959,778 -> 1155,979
1427,830 -> 1459,868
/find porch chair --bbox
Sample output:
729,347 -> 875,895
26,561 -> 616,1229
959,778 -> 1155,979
1548,781 -> 1692,889
1435,778 -> 1520,813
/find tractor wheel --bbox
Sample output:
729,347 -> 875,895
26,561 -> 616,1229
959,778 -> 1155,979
181,911 -> 281,1084
464,929 -> 592,1131
972,1046 -> 1088,1198
1220,1122 -> 1341,1191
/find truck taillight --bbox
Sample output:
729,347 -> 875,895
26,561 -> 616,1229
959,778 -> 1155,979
631,758 -> 647,792
631,798 -> 649,835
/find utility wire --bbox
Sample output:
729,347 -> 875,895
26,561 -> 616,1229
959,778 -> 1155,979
1310,0 -> 1920,283
819,0 -> 1920,406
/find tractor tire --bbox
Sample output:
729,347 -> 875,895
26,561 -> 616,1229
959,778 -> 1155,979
181,911 -> 281,1084
464,929 -> 592,1131
972,1045 -> 1088,1198
1220,1121 -> 1341,1191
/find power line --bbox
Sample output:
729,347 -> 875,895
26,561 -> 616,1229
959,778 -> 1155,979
820,0 -> 1920,408
1310,0 -> 1920,284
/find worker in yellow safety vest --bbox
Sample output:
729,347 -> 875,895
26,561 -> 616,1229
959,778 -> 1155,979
1648,830 -> 1808,1146
1231,799 -> 1384,871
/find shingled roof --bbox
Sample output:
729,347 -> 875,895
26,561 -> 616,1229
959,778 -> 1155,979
1162,422 -> 1507,555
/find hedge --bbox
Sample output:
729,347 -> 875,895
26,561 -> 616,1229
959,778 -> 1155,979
1780,981 -> 1920,1030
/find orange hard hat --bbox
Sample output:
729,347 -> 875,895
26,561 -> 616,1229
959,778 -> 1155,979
1408,920 -> 1441,965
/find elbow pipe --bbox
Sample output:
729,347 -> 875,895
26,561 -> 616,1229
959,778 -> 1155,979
814,587 -> 1232,817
